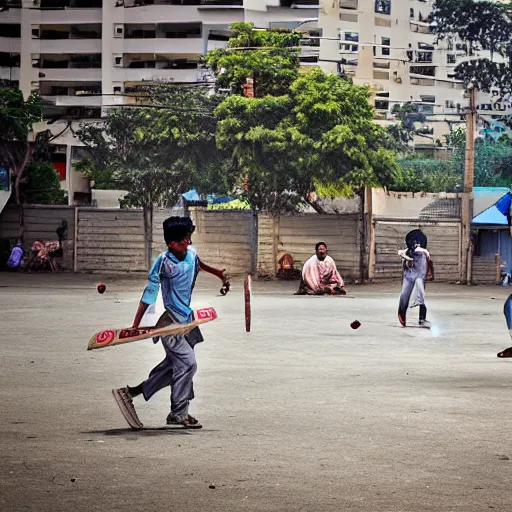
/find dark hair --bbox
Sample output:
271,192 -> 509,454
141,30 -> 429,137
163,216 -> 195,245
315,241 -> 327,252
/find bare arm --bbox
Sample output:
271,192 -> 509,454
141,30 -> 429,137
198,257 -> 229,282
132,301 -> 150,328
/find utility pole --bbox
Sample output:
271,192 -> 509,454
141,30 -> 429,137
460,86 -> 477,284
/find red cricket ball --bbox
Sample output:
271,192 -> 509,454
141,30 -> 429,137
97,283 -> 106,294
350,320 -> 361,330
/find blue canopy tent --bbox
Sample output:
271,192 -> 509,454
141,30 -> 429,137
473,191 -> 511,226
472,190 -> 512,269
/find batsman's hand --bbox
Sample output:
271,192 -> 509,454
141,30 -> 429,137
220,269 -> 231,296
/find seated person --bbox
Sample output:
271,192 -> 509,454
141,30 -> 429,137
295,242 -> 346,295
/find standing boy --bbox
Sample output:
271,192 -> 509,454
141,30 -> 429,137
398,230 -> 434,327
112,216 -> 228,429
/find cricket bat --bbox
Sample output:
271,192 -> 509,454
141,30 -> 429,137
87,307 -> 217,350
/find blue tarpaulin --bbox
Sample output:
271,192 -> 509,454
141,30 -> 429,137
182,189 -> 201,202
182,189 -> 235,204
473,192 -> 512,226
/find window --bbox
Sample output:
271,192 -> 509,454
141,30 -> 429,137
382,37 -> 390,56
409,8 -> 414,18
341,31 -> 359,53
447,54 -> 456,64
114,25 -> 123,38
447,38 -> 454,51
113,86 -> 122,93
339,0 -> 358,8
375,99 -> 389,110
375,0 -> 390,14
416,51 -> 432,63
32,28 -> 40,39
113,56 -> 122,66
2,24 -> 21,38
410,66 -> 435,77
417,104 -> 434,115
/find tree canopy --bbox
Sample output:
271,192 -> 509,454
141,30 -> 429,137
205,22 -> 302,97
430,0 -> 512,91
215,69 -> 398,212
76,85 -> 229,208
0,88 -> 65,204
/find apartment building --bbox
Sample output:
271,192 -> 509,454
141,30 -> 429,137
319,0 -> 469,151
0,0 -> 318,203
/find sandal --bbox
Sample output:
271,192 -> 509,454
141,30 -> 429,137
497,346 -> 512,358
166,413 -> 202,429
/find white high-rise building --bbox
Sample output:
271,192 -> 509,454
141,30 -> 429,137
319,0 -> 469,151
0,0 -> 319,203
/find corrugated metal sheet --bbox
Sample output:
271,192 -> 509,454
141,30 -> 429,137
277,214 -> 362,281
77,208 -> 146,272
374,219 -> 460,281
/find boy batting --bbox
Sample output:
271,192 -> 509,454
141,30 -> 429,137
112,216 -> 229,429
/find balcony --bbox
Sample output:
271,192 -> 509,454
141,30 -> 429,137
37,68 -> 102,81
39,9 -> 102,24
31,39 -> 102,54
278,0 -> 319,6
39,81 -> 101,96
122,4 -> 243,24
113,67 -> 200,83
0,67 -> 20,81
39,0 -> 102,8
0,38 -> 21,53
41,95 -> 102,107
123,38 -> 204,54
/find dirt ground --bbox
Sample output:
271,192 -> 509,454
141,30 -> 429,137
1,272 -> 511,512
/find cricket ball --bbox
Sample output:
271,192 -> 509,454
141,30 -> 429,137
350,320 -> 361,330
97,283 -> 106,294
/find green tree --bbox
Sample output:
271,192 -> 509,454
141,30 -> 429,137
0,88 -> 42,203
430,0 -> 512,91
215,69 -> 397,213
76,85 -> 227,207
0,88 -> 69,204
205,22 -> 302,97
22,162 -> 66,205
392,158 -> 462,192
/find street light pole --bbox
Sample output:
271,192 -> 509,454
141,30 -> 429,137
460,86 -> 477,284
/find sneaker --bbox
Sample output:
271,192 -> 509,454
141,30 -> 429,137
166,413 -> 202,429
112,388 -> 143,430
419,320 -> 431,327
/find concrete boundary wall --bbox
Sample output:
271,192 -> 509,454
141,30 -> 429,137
189,209 -> 257,275
0,204 -> 463,281
76,208 -> 146,272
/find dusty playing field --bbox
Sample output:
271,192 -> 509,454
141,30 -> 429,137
1,273 -> 511,512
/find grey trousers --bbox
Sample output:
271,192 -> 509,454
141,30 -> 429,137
398,276 -> 426,322
142,326 -> 202,420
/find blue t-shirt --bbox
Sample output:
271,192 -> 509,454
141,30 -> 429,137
141,247 -> 200,323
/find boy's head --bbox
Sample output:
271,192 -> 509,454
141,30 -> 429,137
163,216 -> 195,258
